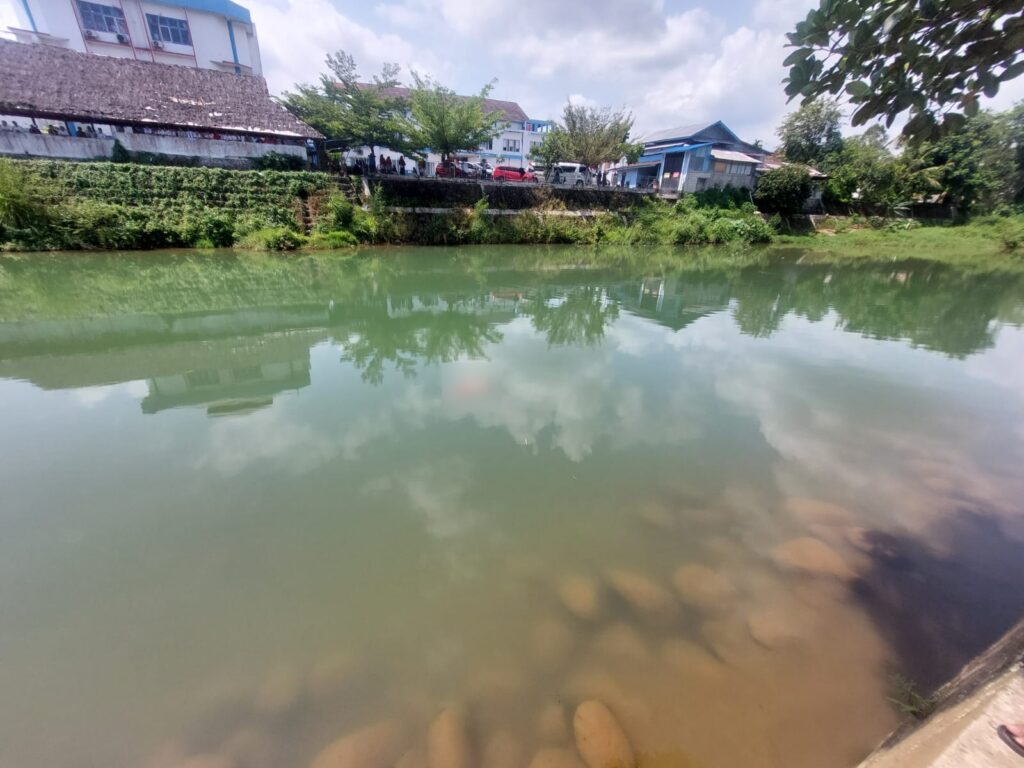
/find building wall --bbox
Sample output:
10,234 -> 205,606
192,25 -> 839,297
10,0 -> 261,74
0,130 -> 304,166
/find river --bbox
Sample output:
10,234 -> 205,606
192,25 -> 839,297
1,246 -> 1023,768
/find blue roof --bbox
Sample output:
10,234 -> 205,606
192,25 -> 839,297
156,0 -> 252,23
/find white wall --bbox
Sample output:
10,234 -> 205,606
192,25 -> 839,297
0,130 -> 304,165
9,0 -> 262,75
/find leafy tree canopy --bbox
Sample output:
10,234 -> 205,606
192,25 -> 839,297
397,74 -> 503,162
281,50 -> 409,155
785,0 -> 1024,142
777,99 -> 844,166
531,103 -> 638,168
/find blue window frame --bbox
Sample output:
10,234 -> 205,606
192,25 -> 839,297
76,1 -> 128,34
147,13 -> 192,45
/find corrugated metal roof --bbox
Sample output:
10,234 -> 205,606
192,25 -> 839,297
0,39 -> 320,137
711,149 -> 759,163
641,123 -> 709,144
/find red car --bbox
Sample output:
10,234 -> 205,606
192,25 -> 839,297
493,165 -> 537,183
434,161 -> 467,178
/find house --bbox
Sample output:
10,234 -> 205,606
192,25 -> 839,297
615,120 -> 768,195
349,85 -> 552,174
0,38 -> 321,168
8,0 -> 262,75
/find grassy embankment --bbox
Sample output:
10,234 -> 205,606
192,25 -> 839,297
2,159 -> 1023,266
0,159 -> 773,250
774,215 -> 1024,269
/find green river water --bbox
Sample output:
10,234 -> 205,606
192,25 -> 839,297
1,246 -> 1023,768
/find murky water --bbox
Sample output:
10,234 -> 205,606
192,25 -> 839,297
1,247 -> 1023,768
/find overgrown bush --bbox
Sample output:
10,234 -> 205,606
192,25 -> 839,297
253,152 -> 307,171
307,230 -> 359,248
755,166 -> 812,214
237,227 -> 306,251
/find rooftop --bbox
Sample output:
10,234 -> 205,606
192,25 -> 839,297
0,39 -> 321,138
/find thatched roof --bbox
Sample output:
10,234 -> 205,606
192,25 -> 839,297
0,39 -> 321,138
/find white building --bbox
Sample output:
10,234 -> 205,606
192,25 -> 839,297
7,0 -> 261,75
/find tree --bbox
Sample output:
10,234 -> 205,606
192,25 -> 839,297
777,99 -> 843,167
531,103 -> 638,169
902,110 -> 1015,215
397,73 -> 503,163
754,165 -> 813,214
784,1 -> 1024,142
823,129 -> 909,211
281,50 -> 409,159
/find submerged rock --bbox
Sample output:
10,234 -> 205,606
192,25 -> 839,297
558,575 -> 603,621
427,707 -> 471,768
309,720 -> 404,768
606,570 -> 679,623
306,652 -> 359,698
481,731 -> 525,768
770,537 -> 854,579
659,638 -> 725,678
671,564 -> 737,611
746,608 -> 805,649
537,701 -> 570,744
529,748 -> 588,768
573,700 -> 636,768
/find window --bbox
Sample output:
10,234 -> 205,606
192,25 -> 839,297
147,13 -> 192,45
76,1 -> 128,34
502,138 -> 521,153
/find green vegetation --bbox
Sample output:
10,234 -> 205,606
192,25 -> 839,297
530,102 -> 642,169
755,166 -> 813,214
0,159 -> 332,250
887,674 -> 938,720
397,73 -> 503,163
776,215 -> 1024,269
768,99 -> 1024,218
784,0 -> 1024,142
281,50 -> 409,160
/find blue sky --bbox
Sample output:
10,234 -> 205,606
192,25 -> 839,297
3,0 -> 1023,146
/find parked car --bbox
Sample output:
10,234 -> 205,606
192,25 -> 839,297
435,161 -> 467,178
459,161 -> 487,179
493,165 -> 537,183
546,162 -> 592,187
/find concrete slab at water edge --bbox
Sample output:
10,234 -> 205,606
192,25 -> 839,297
857,619 -> 1024,768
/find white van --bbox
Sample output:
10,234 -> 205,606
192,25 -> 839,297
547,162 -> 592,187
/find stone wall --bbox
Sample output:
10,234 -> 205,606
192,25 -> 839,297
0,131 -> 306,169
372,175 -> 650,210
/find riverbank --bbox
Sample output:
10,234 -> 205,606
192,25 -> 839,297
3,160 -> 1024,265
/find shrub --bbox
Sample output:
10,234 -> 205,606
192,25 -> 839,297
315,193 -> 356,231
754,166 -> 812,214
0,160 -> 50,236
253,152 -> 307,171
237,227 -> 305,251
307,230 -> 359,249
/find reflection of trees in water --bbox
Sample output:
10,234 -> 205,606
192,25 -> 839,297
525,286 -> 620,346
728,265 -> 1024,356
337,301 -> 503,385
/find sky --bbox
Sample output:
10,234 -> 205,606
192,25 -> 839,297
3,0 -> 1024,145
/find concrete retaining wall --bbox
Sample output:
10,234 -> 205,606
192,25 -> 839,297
0,131 -> 305,168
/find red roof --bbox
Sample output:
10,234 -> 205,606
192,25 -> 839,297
355,83 -> 530,123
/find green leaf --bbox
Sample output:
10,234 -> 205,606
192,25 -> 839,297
846,81 -> 872,97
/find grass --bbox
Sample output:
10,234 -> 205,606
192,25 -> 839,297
774,216 -> 1024,270
888,674 -> 938,720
